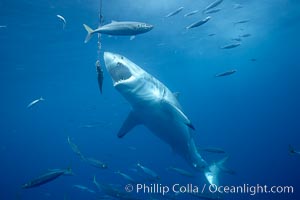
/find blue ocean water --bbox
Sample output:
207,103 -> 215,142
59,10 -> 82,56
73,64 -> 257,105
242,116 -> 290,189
1,0 -> 300,199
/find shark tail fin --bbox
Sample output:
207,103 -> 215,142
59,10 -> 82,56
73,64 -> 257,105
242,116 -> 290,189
204,156 -> 230,188
66,167 -> 74,175
83,24 -> 94,43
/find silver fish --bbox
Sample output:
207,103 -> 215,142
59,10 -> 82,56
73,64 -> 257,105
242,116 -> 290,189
203,0 -> 223,13
165,7 -> 184,18
115,171 -> 136,183
67,136 -> 84,158
186,16 -> 211,29
93,176 -> 136,200
83,21 -> 153,43
220,43 -> 241,49
27,97 -> 44,109
215,69 -> 237,77
73,185 -> 95,193
289,145 -> 300,155
240,33 -> 251,37
234,19 -> 250,25
137,163 -> 160,180
22,168 -> 73,189
56,14 -> 66,29
167,167 -> 195,177
199,147 -> 226,154
83,157 -> 107,169
184,10 -> 199,17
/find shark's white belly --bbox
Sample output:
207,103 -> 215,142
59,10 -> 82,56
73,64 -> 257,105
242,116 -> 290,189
135,103 -> 206,169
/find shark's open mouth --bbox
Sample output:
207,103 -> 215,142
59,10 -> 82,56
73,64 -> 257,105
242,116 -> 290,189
109,62 -> 132,84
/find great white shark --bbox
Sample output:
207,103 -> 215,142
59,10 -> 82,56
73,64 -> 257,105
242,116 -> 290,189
103,52 -> 227,186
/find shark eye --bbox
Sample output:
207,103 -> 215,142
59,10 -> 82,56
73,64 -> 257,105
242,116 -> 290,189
121,56 -> 124,59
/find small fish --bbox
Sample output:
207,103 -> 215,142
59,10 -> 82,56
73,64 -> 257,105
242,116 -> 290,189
167,167 -> 195,177
220,43 -> 241,49
208,33 -> 216,36
83,157 -> 107,169
215,69 -> 237,77
137,163 -> 160,180
93,176 -> 134,199
203,0 -> 223,13
186,16 -> 211,29
204,8 -> 221,14
27,97 -> 44,109
96,60 -> 104,94
83,21 -> 153,43
67,136 -> 84,159
115,171 -> 136,183
250,58 -> 257,62
184,10 -> 199,17
73,185 -> 95,193
240,33 -> 251,37
56,14 -> 66,29
289,145 -> 300,155
0,25 -> 7,28
165,7 -> 184,18
199,147 -> 226,154
234,19 -> 250,25
22,168 -> 73,189
93,176 -> 102,191
232,37 -> 242,42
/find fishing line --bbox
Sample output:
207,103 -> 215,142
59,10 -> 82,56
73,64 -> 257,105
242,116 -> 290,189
96,0 -> 104,94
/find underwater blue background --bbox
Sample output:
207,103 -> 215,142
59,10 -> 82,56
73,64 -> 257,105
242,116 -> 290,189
0,0 -> 300,199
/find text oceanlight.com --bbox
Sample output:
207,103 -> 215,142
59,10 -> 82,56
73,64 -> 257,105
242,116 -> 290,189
125,183 -> 294,196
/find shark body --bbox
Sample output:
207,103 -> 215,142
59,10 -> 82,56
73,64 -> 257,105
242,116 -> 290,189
104,52 -> 206,169
103,52 -> 229,185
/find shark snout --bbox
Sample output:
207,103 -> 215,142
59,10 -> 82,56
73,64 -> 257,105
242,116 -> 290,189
103,52 -> 115,69
103,52 -> 133,85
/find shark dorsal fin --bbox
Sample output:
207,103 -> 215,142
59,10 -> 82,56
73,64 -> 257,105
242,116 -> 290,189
117,111 -> 140,138
161,100 -> 195,130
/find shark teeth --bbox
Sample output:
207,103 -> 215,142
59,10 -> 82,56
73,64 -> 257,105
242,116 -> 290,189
113,76 -> 134,86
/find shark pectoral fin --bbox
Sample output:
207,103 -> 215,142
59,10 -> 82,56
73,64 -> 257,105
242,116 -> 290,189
162,100 -> 195,130
118,111 -> 140,138
186,123 -> 195,130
